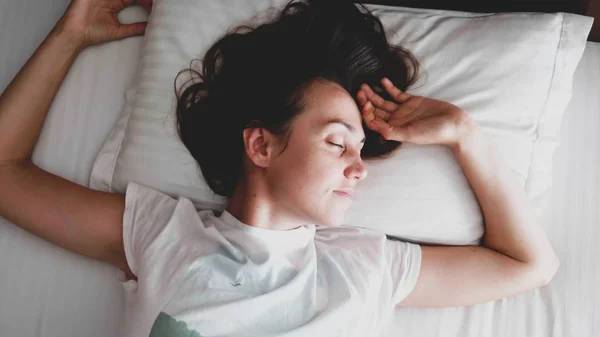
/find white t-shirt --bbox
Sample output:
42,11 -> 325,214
117,182 -> 422,337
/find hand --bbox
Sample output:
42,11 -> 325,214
356,78 -> 473,148
57,0 -> 153,49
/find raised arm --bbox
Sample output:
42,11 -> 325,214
357,78 -> 559,308
0,0 -> 149,163
0,0 -> 151,281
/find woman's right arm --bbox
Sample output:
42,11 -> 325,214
0,159 -> 135,280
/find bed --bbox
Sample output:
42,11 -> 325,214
0,1 -> 598,336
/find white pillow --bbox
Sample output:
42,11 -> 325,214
90,0 -> 592,245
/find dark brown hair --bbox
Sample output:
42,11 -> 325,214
174,0 -> 420,198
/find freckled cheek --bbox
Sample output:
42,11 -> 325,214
285,153 -> 323,182
306,154 -> 341,187
288,145 -> 340,184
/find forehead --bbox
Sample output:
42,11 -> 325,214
301,80 -> 362,129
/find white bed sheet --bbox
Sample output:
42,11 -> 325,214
0,2 -> 598,337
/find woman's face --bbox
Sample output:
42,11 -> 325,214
266,79 -> 368,227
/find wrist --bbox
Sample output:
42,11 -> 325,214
450,112 -> 481,153
50,17 -> 86,53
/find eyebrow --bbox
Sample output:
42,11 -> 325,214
324,118 -> 366,143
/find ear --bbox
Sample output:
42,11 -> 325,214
242,127 -> 279,168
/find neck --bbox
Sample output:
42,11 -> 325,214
225,180 -> 305,231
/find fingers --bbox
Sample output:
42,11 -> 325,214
357,84 -> 394,125
359,83 -> 397,117
355,88 -> 368,107
367,117 -> 397,141
381,77 -> 411,103
357,90 -> 387,126
116,22 -> 148,39
358,92 -> 395,140
138,0 -> 153,12
355,78 -> 412,142
356,90 -> 374,122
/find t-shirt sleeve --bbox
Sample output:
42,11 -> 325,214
383,238 -> 422,307
121,182 -> 180,277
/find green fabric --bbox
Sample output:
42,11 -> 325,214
150,312 -> 203,337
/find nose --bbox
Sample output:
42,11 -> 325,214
345,157 -> 368,181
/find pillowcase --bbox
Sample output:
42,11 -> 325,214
90,0 -> 592,245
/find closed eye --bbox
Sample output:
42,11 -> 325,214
328,141 -> 344,149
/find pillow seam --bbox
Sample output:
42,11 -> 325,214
524,12 -> 566,192
108,98 -> 135,192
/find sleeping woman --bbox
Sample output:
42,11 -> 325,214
0,0 -> 559,336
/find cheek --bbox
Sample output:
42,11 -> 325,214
300,150 -> 341,190
278,147 -> 338,191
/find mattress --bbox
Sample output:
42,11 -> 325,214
0,3 -> 598,337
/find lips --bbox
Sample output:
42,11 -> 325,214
334,189 -> 354,198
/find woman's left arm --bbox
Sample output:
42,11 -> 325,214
0,0 -> 151,165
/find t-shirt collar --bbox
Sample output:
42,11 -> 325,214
218,210 -> 316,248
